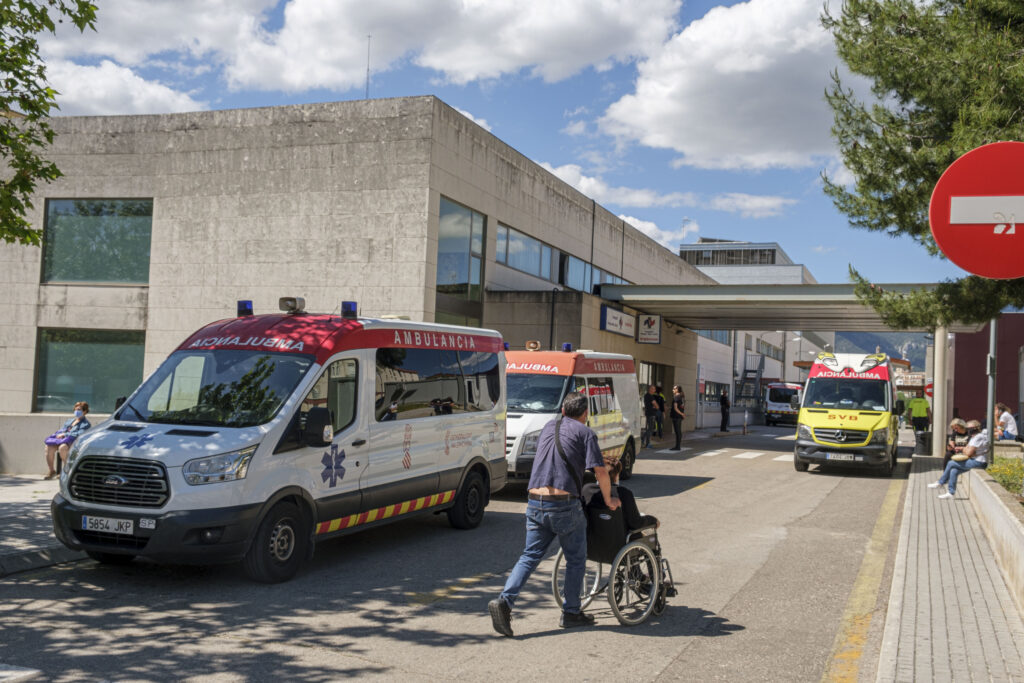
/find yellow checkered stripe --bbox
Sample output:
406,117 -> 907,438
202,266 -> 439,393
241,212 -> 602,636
315,489 -> 456,535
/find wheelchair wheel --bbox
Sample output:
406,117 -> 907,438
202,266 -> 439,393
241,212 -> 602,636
550,548 -> 603,610
607,541 -> 661,625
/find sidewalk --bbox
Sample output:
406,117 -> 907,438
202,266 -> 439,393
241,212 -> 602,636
0,474 -> 84,577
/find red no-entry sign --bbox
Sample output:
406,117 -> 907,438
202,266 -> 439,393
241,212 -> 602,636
924,382 -> 933,398
929,141 -> 1024,279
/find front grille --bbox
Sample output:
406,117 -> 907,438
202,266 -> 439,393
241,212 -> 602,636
73,530 -> 149,550
814,428 -> 869,445
506,436 -> 516,457
70,456 -> 170,508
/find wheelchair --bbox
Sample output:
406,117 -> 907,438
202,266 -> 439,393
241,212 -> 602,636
550,505 -> 675,626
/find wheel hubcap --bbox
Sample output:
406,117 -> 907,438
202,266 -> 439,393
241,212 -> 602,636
268,520 -> 295,562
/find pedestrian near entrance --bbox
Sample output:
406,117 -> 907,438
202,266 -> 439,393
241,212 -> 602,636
945,418 -> 969,468
907,391 -> 931,432
719,389 -> 730,432
488,392 -> 618,637
670,385 -> 685,450
655,386 -> 666,438
929,419 -> 988,499
642,384 -> 660,448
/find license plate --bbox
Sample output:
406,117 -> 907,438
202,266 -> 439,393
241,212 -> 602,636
81,515 -> 133,535
825,452 -> 856,462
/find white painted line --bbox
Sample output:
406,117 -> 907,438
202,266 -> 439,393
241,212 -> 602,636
732,451 -> 765,459
773,454 -> 793,462
656,448 -> 690,453
950,195 -> 1024,230
699,449 -> 726,457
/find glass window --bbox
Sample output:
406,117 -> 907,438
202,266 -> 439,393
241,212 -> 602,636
35,328 -> 146,413
42,199 -> 153,284
507,228 -> 542,276
540,245 -> 552,280
496,225 -> 508,264
437,198 -> 472,297
460,350 -> 501,411
122,349 -> 313,427
586,377 -> 617,416
273,358 -> 356,453
565,255 -> 588,291
506,373 -> 570,413
376,348 -> 464,420
695,329 -> 731,345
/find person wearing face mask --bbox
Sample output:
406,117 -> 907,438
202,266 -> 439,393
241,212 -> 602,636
44,401 -> 91,480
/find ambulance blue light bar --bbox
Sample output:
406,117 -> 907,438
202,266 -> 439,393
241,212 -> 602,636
562,343 -> 573,352
341,301 -> 358,319
237,300 -> 254,317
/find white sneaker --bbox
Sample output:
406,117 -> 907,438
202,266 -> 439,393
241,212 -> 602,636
938,492 -> 954,499
927,481 -> 942,489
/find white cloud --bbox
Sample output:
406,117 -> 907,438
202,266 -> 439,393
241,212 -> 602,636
455,108 -> 492,131
541,162 -> 794,217
49,60 -> 204,115
620,214 -> 699,251
562,120 -> 587,136
541,162 -> 698,208
812,245 -> 836,253
601,0 -> 847,170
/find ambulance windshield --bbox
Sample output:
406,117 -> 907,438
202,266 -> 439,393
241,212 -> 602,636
506,373 -> 570,413
803,378 -> 889,412
119,349 -> 315,427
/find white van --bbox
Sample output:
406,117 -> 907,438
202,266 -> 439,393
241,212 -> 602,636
764,382 -> 802,426
503,348 -> 642,483
52,298 -> 507,582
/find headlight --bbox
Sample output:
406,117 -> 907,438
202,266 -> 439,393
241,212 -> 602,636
183,446 -> 257,485
870,428 -> 889,444
797,424 -> 813,440
521,430 -> 542,456
62,440 -> 84,474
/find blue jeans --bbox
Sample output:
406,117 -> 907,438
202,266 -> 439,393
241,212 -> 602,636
500,499 -> 587,613
999,431 -> 1018,441
938,458 -> 986,494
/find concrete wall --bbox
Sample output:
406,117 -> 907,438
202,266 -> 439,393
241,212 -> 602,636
971,466 -> 1024,618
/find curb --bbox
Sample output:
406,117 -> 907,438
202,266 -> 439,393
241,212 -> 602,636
0,545 -> 86,578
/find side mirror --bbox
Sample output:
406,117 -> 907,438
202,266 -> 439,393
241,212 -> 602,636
790,396 -> 801,410
895,400 -> 905,416
304,407 -> 333,447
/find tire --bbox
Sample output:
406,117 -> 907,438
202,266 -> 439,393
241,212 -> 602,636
793,455 -> 809,472
86,550 -> 135,565
608,541 -> 660,626
550,548 -> 603,610
242,501 -> 309,583
447,470 -> 486,529
880,447 -> 895,477
620,440 -> 636,481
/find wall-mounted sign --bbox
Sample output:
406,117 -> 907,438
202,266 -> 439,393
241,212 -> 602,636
637,314 -> 661,344
600,305 -> 636,338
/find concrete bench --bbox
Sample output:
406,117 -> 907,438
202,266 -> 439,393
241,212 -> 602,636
993,440 -> 1024,460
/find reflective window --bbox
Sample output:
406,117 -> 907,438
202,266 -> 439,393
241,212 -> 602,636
496,225 -> 508,264
507,227 -> 542,276
585,377 -> 617,416
506,373 -> 569,413
375,347 -> 502,421
35,329 -> 146,413
460,350 -> 501,411
42,199 -> 153,284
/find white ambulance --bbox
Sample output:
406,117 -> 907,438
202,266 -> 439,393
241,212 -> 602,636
764,382 -> 802,426
52,298 -> 507,582
503,347 -> 642,483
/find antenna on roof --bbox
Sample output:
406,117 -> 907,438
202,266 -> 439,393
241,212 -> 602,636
365,34 -> 371,99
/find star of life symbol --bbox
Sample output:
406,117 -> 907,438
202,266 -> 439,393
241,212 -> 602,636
321,444 -> 346,487
950,196 -> 1022,234
119,433 -> 154,449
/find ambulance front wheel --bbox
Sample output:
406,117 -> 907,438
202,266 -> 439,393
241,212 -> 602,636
620,440 -> 636,480
447,470 -> 486,529
243,501 -> 309,583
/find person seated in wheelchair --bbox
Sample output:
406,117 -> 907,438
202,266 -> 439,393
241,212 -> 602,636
582,455 -> 658,532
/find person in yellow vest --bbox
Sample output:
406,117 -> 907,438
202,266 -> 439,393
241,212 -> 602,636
907,390 -> 931,432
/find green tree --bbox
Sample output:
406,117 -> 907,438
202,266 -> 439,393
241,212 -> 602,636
822,0 -> 1024,327
1,0 -> 96,245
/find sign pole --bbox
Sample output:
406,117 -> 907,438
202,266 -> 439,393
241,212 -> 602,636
986,318 -> 997,473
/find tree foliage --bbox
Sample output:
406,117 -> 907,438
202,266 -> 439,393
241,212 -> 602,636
0,0 -> 96,245
823,0 -> 1024,327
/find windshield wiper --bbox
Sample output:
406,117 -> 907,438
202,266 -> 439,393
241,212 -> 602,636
119,402 -> 146,422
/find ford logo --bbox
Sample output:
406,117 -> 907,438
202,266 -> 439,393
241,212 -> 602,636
103,475 -> 128,487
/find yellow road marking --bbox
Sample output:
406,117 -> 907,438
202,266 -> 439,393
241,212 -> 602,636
822,478 -> 903,682
406,572 -> 498,605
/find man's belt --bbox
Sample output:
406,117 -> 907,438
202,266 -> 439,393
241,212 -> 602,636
528,492 -> 571,501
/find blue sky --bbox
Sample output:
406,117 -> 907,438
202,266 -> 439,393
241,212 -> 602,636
42,0 -> 966,284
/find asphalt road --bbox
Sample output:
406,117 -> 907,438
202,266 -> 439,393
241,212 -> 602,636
0,428 -> 909,682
